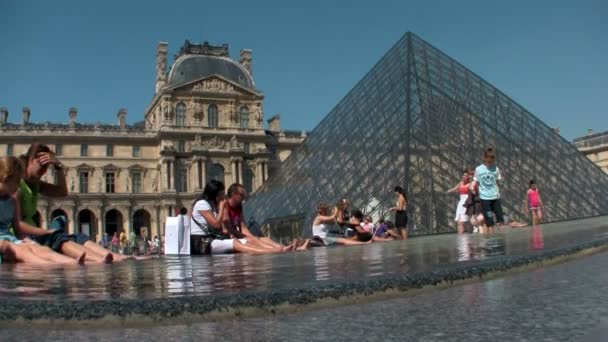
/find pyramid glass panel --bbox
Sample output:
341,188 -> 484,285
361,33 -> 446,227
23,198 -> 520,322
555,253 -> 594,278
245,32 -> 608,239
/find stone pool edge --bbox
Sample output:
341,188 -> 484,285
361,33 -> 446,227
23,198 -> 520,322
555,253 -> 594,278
2,236 -> 608,327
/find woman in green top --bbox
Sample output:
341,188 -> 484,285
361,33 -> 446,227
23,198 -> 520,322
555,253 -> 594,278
18,144 -> 123,262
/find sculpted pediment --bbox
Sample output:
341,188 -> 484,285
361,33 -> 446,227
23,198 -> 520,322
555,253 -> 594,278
174,76 -> 258,96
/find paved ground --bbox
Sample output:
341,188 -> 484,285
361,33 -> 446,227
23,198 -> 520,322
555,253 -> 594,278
4,250 -> 608,341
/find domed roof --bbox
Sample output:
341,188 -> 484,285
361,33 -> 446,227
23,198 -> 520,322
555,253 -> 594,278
167,54 -> 255,90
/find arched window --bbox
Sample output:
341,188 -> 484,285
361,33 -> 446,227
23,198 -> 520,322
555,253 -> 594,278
206,163 -> 225,184
176,103 -> 186,127
239,106 -> 249,129
208,104 -> 219,128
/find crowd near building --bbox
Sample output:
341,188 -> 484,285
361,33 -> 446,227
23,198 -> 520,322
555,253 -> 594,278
574,129 -> 608,174
0,40 -> 305,242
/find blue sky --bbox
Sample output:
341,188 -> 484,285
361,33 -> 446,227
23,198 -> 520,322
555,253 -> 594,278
1,0 -> 606,140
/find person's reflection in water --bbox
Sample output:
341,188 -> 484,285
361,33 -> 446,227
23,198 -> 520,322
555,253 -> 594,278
531,226 -> 544,250
313,246 -> 330,281
457,234 -> 473,262
166,256 -> 195,296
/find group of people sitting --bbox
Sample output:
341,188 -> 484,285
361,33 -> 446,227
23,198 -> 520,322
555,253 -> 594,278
0,144 -> 136,265
188,179 -> 414,255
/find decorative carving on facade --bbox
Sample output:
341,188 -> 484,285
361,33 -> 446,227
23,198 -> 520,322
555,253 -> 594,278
189,135 -> 227,150
192,78 -> 235,94
188,100 -> 203,122
229,135 -> 241,149
255,104 -> 263,125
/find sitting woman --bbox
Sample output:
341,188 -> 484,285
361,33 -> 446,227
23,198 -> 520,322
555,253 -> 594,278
343,210 -> 374,242
0,156 -> 84,265
190,180 -> 291,254
373,219 -> 398,241
312,203 -> 367,246
17,144 -> 120,262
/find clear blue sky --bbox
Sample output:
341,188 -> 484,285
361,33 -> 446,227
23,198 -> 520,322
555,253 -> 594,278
1,0 -> 606,140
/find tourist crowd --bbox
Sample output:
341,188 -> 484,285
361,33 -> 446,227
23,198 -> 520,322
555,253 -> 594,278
0,144 -> 543,262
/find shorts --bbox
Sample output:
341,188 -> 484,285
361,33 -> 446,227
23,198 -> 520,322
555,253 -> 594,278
210,238 -> 247,254
33,230 -> 70,252
529,207 -> 540,212
0,233 -> 22,244
455,195 -> 469,222
190,235 -> 247,255
480,199 -> 504,227
67,233 -> 91,245
318,233 -> 343,246
356,232 -> 373,242
395,210 -> 408,228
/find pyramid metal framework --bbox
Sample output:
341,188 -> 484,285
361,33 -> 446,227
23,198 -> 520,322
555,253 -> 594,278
245,32 -> 608,238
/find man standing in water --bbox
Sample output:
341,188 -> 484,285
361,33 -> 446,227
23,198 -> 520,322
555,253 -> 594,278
471,148 -> 504,234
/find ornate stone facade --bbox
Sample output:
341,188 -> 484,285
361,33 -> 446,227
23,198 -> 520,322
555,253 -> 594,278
574,129 -> 608,174
0,40 -> 306,241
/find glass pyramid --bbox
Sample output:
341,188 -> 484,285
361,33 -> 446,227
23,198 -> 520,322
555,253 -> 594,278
245,32 -> 608,239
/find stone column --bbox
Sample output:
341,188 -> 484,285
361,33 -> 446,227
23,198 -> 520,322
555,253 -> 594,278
96,206 -> 104,241
155,205 -> 162,240
263,162 -> 269,182
240,160 -> 244,184
39,206 -> 49,229
169,160 -> 175,190
231,159 -> 238,184
255,161 -> 263,189
162,160 -> 169,191
199,157 -> 206,189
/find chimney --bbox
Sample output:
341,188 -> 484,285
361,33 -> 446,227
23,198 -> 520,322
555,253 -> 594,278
155,42 -> 168,94
587,128 -> 594,136
118,108 -> 127,128
0,107 -> 7,126
69,107 -> 78,127
239,49 -> 252,74
22,107 -> 30,125
267,114 -> 281,132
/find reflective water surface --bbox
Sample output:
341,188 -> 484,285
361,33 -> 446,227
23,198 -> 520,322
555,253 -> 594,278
0,217 -> 606,301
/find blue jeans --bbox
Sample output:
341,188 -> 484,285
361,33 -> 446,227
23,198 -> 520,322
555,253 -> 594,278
50,216 -> 91,245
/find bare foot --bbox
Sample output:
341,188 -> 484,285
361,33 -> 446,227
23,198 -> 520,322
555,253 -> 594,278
0,241 -> 16,262
296,239 -> 310,251
76,252 -> 86,265
103,253 -> 113,264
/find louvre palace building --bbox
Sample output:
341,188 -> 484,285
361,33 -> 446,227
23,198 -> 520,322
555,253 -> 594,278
0,40 -> 305,241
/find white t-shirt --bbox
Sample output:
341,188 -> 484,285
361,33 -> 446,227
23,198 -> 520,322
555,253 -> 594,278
190,200 -> 216,235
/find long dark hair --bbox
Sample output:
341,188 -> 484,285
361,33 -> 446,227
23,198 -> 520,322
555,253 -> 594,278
394,186 -> 407,201
193,180 -> 225,210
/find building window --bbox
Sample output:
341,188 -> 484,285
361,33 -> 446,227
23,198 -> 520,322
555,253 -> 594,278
105,172 -> 116,193
208,104 -> 218,128
132,172 -> 142,193
80,144 -> 88,157
55,144 -> 63,156
243,142 -> 250,154
79,172 -> 89,193
176,168 -> 188,192
176,103 -> 186,127
177,140 -> 186,153
207,163 -> 225,184
240,106 -> 249,128
6,144 -> 13,156
133,145 -> 141,158
106,144 -> 114,157
243,167 -> 254,194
